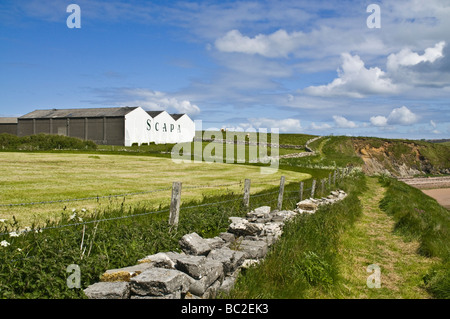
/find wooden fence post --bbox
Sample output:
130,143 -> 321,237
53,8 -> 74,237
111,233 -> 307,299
333,170 -> 337,185
277,176 -> 285,210
243,179 -> 251,208
311,179 -> 316,198
169,182 -> 182,227
321,179 -> 325,196
299,181 -> 304,202
328,172 -> 332,189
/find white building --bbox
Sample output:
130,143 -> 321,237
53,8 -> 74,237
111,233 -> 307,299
18,106 -> 195,146
126,108 -> 195,146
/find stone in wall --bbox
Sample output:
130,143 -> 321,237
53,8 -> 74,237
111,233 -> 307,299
179,232 -> 212,256
207,247 -> 246,274
84,281 -> 130,299
130,267 -> 192,298
83,189 -> 348,300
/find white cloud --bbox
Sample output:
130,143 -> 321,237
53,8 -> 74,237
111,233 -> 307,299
332,115 -> 358,128
387,41 -> 446,71
215,29 -> 304,58
121,89 -> 201,116
370,115 -> 388,127
304,53 -> 398,98
370,106 -> 419,127
245,118 -> 302,133
386,106 -> 418,125
430,120 -> 437,128
309,122 -> 332,130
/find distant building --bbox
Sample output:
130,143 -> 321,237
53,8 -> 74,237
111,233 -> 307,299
12,106 -> 195,146
0,118 -> 18,135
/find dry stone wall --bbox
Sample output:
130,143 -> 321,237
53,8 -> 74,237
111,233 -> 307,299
83,189 -> 347,299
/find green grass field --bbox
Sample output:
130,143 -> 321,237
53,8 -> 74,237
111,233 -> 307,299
0,133 -> 448,299
0,152 -> 310,226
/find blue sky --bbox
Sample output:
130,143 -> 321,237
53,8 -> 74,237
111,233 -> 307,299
1,0 -> 449,139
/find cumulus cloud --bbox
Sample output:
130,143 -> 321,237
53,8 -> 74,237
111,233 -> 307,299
309,122 -> 332,130
303,42 -> 447,99
370,106 -> 419,127
387,41 -> 446,71
215,29 -> 304,58
387,106 -> 418,125
332,115 -> 358,128
243,117 -> 301,133
370,115 -> 388,127
304,53 -> 398,98
86,87 -> 201,116
120,89 -> 201,116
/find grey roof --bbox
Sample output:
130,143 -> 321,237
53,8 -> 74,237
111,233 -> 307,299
146,111 -> 164,118
170,114 -> 185,121
0,117 -> 18,124
19,107 -> 138,119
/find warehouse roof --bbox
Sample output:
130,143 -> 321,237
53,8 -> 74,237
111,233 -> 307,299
0,117 -> 18,124
170,114 -> 185,121
19,107 -> 139,119
146,111 -> 164,118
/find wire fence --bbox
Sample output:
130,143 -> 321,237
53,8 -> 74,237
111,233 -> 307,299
0,181 -> 249,207
0,167 -> 356,271
0,167 -> 354,237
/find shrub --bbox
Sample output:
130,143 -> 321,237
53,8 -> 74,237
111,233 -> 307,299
0,133 -> 97,151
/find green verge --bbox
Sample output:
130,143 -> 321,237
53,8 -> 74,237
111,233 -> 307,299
332,177 -> 436,299
378,176 -> 450,299
224,172 -> 367,298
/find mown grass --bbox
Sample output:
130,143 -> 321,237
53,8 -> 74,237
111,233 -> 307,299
0,152 -> 310,226
378,176 -> 450,298
332,177 -> 437,299
225,171 -> 367,298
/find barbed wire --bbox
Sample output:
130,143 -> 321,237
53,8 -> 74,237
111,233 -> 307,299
0,177 -> 299,207
0,183 -> 312,237
0,172 -> 349,236
0,187 -> 173,207
0,207 -> 172,237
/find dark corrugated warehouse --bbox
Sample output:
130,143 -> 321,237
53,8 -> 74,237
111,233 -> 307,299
12,106 -> 195,146
17,107 -> 137,146
0,118 -> 18,135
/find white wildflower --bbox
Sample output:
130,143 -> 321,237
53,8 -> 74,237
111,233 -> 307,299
81,208 -> 86,212
17,248 -> 22,252
9,231 -> 20,237
0,219 -> 7,223
69,212 -> 77,221
78,217 -> 83,222
1,240 -> 10,247
72,209 -> 76,212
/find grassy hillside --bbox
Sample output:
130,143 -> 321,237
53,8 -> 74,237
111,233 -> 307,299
297,135 -> 450,176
